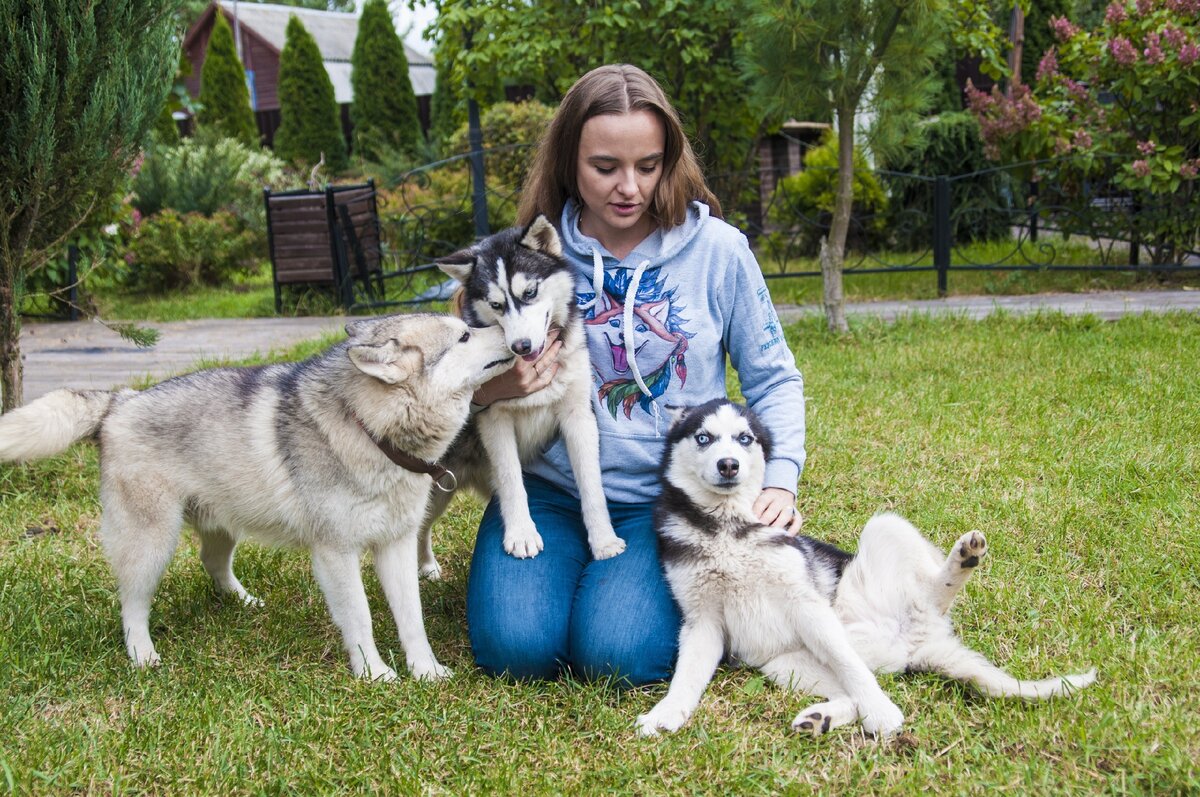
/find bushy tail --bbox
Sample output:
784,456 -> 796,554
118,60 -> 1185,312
0,389 -> 115,462
916,638 -> 1097,700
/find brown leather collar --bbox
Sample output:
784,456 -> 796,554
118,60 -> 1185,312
353,416 -> 458,493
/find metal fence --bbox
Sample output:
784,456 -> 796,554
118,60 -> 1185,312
360,148 -> 1198,311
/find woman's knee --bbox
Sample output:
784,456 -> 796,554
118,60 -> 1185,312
470,622 -> 564,681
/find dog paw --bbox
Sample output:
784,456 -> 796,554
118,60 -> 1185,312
859,699 -> 904,738
419,561 -> 443,581
238,592 -> 264,608
791,706 -> 834,737
130,649 -> 162,669
504,528 -> 544,559
410,659 -> 453,682
636,704 -> 690,737
590,535 -> 626,560
954,530 -> 988,569
357,663 -> 399,682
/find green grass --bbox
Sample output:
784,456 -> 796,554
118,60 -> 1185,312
2,312 -> 1199,794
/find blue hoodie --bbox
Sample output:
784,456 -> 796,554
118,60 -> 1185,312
525,200 -> 806,504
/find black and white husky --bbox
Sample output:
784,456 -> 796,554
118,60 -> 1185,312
638,399 -> 1096,738
420,216 -> 626,572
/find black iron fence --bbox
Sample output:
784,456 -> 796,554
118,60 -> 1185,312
355,149 -> 1198,311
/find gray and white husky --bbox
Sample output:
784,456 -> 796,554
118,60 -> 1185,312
0,313 -> 513,681
421,216 -> 625,571
638,399 -> 1096,738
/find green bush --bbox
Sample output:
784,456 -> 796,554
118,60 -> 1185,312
122,209 -> 260,291
446,101 -> 555,192
769,137 -> 889,256
884,112 -> 1013,250
275,15 -> 347,171
380,165 -> 517,264
197,11 -> 259,147
132,130 -> 292,239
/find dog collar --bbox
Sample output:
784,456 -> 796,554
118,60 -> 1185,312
353,416 -> 458,493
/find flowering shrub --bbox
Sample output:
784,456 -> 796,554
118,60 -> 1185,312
966,0 -> 1199,191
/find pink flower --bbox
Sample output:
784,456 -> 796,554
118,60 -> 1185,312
1132,159 -> 1151,177
1164,27 -> 1186,50
1105,2 -> 1127,23
1181,161 -> 1199,179
1135,0 -> 1154,13
1063,78 -> 1090,102
1073,129 -> 1094,150
1137,140 -> 1157,155
1036,48 -> 1059,82
1050,16 -> 1080,41
131,208 -> 143,229
1144,33 -> 1164,63
1181,43 -> 1200,65
1109,36 -> 1138,64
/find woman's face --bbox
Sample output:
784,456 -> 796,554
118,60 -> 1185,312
574,109 -> 666,257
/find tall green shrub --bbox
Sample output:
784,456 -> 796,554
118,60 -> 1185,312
274,15 -> 346,172
198,12 -> 259,147
0,0 -> 180,410
350,0 -> 422,162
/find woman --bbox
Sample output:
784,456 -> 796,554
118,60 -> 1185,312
466,64 -> 806,685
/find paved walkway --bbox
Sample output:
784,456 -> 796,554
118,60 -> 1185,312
15,289 -> 1200,402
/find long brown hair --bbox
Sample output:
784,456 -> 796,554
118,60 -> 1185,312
517,64 -> 721,229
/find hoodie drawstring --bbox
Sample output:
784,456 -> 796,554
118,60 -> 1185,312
624,258 -> 662,435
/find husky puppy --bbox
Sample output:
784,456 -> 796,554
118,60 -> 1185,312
0,314 -> 513,681
421,216 -> 625,571
638,399 -> 1096,738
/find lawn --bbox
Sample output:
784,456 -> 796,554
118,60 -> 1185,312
1,311 -> 1198,794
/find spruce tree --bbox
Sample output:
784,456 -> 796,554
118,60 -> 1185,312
198,12 -> 259,146
350,0 -> 422,162
0,0 -> 180,410
274,15 -> 347,172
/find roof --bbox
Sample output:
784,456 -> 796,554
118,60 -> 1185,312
211,1 -> 435,100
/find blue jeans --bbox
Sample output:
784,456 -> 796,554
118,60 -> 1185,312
466,475 -> 680,686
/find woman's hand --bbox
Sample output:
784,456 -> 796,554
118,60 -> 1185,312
754,487 -> 802,535
472,330 -> 563,408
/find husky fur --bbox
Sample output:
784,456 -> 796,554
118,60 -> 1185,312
421,216 -> 625,572
638,399 -> 1097,738
0,313 -> 513,681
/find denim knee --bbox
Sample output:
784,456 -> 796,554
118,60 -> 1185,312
470,622 -> 564,681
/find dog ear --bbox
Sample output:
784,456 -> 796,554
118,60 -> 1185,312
435,249 -> 476,283
663,404 -> 690,427
520,215 -> 563,257
344,317 -> 378,339
347,339 -> 424,385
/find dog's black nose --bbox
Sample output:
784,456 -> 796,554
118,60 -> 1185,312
718,458 -> 739,478
511,339 -> 532,356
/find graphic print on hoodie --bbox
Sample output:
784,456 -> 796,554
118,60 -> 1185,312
579,266 -> 695,420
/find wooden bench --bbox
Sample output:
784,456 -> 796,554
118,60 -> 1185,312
264,180 -> 384,312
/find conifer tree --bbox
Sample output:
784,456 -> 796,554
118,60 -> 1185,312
198,11 -> 259,146
350,0 -> 422,162
0,0 -> 179,410
274,15 -> 347,171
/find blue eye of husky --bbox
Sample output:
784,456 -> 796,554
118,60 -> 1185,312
489,301 -> 505,311
522,286 -> 538,301
737,432 -> 754,446
695,433 -> 711,446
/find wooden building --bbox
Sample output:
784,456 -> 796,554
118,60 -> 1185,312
182,1 -> 435,146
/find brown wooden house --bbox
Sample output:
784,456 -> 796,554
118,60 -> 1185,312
182,1 -> 435,147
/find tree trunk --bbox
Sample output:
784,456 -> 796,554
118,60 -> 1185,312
821,106 -> 855,334
0,256 -> 22,412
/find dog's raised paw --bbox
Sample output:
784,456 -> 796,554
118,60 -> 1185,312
591,535 -> 626,560
791,709 -> 832,737
955,530 -> 988,569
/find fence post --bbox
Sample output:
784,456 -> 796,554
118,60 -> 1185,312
933,176 -> 951,297
467,98 -> 490,239
1028,180 -> 1039,243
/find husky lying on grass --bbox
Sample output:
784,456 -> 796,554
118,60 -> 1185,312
419,216 -> 625,571
638,399 -> 1097,737
0,314 -> 512,681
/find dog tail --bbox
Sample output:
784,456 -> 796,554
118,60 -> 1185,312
0,389 -> 117,462
915,637 -> 1097,700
